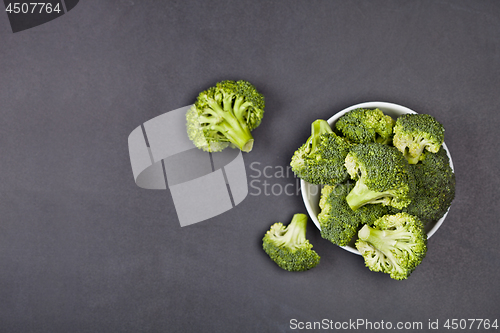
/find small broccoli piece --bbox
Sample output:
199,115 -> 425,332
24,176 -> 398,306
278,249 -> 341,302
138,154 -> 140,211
318,183 -> 389,246
335,108 -> 395,144
402,147 -> 455,224
186,80 -> 264,152
393,113 -> 444,164
345,143 -> 415,210
356,213 -> 427,280
262,213 -> 320,272
290,119 -> 352,185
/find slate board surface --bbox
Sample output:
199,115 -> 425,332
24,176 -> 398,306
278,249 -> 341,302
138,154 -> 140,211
1,1 -> 499,332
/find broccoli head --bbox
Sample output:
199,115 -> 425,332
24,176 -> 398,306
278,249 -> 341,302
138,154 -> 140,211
345,143 -> 415,210
356,212 -> 427,280
262,213 -> 320,272
393,113 -> 444,164
335,108 -> 395,144
318,183 -> 389,246
186,80 -> 264,152
290,119 -> 352,185
402,147 -> 455,224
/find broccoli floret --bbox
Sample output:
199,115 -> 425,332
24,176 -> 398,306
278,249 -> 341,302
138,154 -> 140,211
393,113 -> 444,164
262,213 -> 320,272
186,80 -> 264,152
356,213 -> 427,280
290,119 -> 352,185
345,143 -> 415,210
402,147 -> 455,224
318,183 -> 389,246
335,108 -> 395,144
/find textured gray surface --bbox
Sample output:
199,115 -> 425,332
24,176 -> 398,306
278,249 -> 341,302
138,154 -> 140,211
1,1 -> 499,332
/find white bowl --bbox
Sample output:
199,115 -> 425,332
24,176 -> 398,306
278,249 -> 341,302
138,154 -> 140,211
301,101 -> 454,255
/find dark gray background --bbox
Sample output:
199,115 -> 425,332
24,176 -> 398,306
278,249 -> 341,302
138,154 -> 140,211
1,1 -> 499,332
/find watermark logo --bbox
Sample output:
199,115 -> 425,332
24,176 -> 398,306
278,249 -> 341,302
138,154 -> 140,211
128,106 -> 248,227
128,106 -> 326,226
4,0 -> 79,33
248,162 -> 304,197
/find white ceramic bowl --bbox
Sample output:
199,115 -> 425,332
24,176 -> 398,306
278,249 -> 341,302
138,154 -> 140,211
301,101 -> 454,255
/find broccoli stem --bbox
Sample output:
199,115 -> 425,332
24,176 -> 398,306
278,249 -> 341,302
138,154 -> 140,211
405,153 -> 420,165
205,95 -> 255,152
404,141 -> 425,164
346,181 -> 389,210
358,224 -> 413,253
282,214 -> 308,250
404,136 -> 433,164
306,120 -> 333,155
212,118 -> 253,152
233,96 -> 252,124
358,225 -> 404,274
358,225 -> 392,249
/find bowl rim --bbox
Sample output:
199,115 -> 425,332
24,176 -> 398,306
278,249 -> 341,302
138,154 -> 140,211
301,101 -> 454,255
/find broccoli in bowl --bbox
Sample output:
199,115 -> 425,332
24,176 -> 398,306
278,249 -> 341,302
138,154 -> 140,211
299,102 -> 455,258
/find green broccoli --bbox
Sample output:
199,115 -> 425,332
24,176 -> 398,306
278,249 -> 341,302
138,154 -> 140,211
345,143 -> 415,211
335,108 -> 395,144
186,80 -> 264,152
262,213 -> 320,272
393,113 -> 444,164
355,212 -> 427,280
401,147 -> 455,224
290,119 -> 352,185
318,183 -> 389,246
